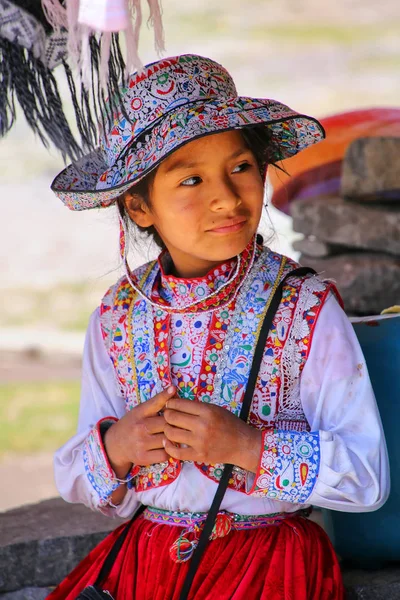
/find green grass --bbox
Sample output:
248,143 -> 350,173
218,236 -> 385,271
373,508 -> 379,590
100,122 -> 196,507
1,281 -> 110,332
0,381 -> 80,456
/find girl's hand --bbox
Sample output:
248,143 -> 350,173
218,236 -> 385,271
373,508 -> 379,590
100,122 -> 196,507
163,398 -> 262,473
104,386 -> 176,478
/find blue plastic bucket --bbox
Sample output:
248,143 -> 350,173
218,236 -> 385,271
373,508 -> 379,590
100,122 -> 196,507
324,313 -> 400,565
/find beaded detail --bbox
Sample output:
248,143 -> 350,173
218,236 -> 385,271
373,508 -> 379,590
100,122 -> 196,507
99,244 -> 339,497
82,417 -> 139,506
143,506 -> 311,563
123,235 -> 257,315
249,429 -> 321,502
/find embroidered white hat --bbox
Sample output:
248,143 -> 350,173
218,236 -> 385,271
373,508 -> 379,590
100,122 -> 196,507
51,53 -> 325,211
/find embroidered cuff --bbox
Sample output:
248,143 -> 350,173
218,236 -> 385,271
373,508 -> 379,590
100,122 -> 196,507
249,428 -> 320,503
83,417 -> 138,506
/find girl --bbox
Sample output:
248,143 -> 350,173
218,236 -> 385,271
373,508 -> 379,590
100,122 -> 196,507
48,54 -> 389,600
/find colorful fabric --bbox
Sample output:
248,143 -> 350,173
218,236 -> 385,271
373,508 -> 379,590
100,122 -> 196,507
144,506 -> 311,563
46,512 -> 344,600
249,429 -> 320,502
51,54 -> 325,210
143,506 -> 308,530
82,417 -> 138,505
99,240 -> 337,497
269,107 -> 400,214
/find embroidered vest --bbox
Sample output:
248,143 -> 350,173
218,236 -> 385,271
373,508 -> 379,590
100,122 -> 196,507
100,248 -> 339,493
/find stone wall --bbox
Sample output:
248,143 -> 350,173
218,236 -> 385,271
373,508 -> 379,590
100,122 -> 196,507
0,498 -> 125,598
1,498 -> 400,599
291,137 -> 400,316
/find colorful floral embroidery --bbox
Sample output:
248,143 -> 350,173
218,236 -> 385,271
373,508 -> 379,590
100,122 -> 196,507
82,417 -> 134,506
51,54 -> 325,211
250,429 -> 320,503
99,242 -> 338,499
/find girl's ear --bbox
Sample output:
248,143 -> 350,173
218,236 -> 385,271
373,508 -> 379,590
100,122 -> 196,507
123,191 -> 154,228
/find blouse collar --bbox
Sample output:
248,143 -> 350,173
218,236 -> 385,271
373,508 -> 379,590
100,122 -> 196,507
156,252 -> 237,308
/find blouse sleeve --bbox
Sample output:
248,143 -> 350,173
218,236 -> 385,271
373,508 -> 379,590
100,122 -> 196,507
248,293 -> 390,512
53,307 -> 140,518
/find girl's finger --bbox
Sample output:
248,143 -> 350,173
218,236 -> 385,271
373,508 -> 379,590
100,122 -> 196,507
165,398 -> 202,415
144,432 -> 167,450
164,424 -> 193,446
144,415 -> 166,434
140,386 -> 176,418
163,408 -> 198,431
163,439 -> 194,462
143,448 -> 170,464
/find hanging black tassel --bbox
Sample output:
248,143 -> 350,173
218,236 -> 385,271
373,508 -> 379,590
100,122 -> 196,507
0,37 -> 82,160
1,2 -> 134,162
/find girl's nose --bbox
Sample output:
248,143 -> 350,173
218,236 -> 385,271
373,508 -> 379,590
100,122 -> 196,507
209,176 -> 241,211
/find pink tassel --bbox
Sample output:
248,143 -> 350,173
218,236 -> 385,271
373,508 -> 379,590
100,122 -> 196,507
118,213 -> 127,262
147,0 -> 165,55
41,0 -> 68,29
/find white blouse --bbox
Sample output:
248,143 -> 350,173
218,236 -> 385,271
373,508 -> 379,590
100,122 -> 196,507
54,293 -> 390,519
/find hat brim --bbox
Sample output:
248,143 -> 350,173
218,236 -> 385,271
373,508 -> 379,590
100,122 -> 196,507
51,97 -> 325,211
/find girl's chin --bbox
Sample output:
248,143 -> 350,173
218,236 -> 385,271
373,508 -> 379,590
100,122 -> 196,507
207,229 -> 255,254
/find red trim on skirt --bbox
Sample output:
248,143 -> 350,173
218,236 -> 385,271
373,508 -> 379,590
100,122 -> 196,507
46,514 -> 344,600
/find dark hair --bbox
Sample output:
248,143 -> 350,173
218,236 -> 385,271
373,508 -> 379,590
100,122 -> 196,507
117,125 -> 278,249
116,169 -> 164,248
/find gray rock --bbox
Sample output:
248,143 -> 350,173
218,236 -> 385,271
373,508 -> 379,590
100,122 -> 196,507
0,588 -> 52,600
343,566 -> 400,600
293,236 -> 344,258
291,195 -> 400,256
298,253 -> 400,315
0,498 -> 126,593
346,582 -> 400,600
341,137 -> 400,202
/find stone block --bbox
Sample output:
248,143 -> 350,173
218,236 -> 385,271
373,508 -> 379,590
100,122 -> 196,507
293,236 -> 343,258
1,499 -> 400,598
343,566 -> 400,600
291,194 -> 400,256
0,498 -> 126,593
298,253 -> 400,315
0,588 -> 52,600
341,137 -> 400,202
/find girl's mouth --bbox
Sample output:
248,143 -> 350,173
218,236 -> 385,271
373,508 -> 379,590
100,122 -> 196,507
208,218 -> 247,234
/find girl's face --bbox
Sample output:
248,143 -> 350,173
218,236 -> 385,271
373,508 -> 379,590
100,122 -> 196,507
125,130 -> 264,278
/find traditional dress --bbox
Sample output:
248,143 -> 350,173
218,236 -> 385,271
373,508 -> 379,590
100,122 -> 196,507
48,237 -> 389,600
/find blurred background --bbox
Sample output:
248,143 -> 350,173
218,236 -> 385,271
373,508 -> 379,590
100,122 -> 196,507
1,0 -> 399,511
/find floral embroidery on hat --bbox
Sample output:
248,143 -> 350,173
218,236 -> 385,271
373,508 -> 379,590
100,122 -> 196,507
51,54 -> 325,210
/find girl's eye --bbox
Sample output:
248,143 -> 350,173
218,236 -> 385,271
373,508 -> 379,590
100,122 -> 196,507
232,162 -> 251,173
180,176 -> 202,187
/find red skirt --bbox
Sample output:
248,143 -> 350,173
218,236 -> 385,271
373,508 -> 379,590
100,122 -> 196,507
46,512 -> 344,600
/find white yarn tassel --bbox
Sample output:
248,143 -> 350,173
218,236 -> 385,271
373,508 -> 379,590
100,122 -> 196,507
99,33 -> 112,89
80,26 -> 93,89
147,0 -> 165,55
41,0 -> 165,88
66,0 -> 82,72
125,0 -> 144,75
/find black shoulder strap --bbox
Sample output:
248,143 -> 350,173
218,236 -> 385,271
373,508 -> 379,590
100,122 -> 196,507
95,504 -> 146,587
179,266 -> 316,600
